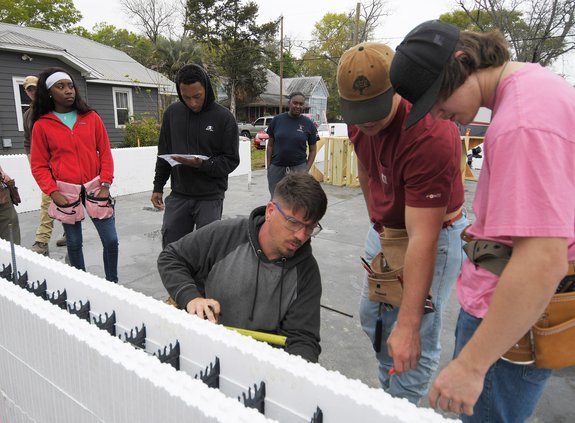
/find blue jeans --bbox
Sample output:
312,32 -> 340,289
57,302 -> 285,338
359,214 -> 467,404
455,310 -> 552,423
64,214 -> 119,282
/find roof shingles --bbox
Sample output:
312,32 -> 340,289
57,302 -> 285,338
0,22 -> 174,91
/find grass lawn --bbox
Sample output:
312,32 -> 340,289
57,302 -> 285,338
251,146 -> 266,170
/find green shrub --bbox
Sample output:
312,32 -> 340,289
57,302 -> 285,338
124,115 -> 160,147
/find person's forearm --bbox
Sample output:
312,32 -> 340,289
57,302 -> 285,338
396,237 -> 437,329
306,157 -> 315,170
266,139 -> 274,167
455,237 -> 566,374
158,243 -> 203,308
284,334 -> 320,363
357,162 -> 370,212
306,147 -> 317,170
153,159 -> 171,192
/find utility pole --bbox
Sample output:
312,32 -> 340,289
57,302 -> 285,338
353,2 -> 361,45
279,15 -> 284,115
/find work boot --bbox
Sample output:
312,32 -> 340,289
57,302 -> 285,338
31,241 -> 49,256
56,233 -> 67,247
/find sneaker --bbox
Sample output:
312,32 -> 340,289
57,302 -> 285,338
31,241 -> 49,256
56,233 -> 67,247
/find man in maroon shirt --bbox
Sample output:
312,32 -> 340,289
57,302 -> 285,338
337,42 -> 466,404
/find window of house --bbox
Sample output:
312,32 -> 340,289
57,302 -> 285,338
12,77 -> 33,132
112,87 -> 133,128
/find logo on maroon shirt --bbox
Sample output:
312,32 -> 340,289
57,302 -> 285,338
426,193 -> 442,199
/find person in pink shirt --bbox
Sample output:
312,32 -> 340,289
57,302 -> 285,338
390,20 -> 575,422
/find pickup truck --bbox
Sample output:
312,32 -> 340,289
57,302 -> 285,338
238,116 -> 275,139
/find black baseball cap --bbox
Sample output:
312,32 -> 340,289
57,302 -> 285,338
390,20 -> 460,128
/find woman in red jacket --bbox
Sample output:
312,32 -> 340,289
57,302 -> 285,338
30,67 -> 119,283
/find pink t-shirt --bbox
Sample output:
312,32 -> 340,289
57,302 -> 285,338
458,64 -> 575,318
349,99 -> 464,229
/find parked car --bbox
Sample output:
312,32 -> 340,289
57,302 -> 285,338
253,128 -> 269,149
238,116 -> 275,139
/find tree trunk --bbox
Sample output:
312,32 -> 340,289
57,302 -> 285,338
230,81 -> 237,117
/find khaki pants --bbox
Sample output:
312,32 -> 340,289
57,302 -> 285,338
35,192 -> 54,243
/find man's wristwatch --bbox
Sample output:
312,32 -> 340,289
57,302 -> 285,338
101,182 -> 111,189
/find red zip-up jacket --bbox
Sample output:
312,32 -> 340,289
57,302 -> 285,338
31,111 -> 114,196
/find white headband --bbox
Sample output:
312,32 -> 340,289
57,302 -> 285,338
46,72 -> 72,90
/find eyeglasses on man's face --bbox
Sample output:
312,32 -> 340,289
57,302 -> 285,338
272,202 -> 322,237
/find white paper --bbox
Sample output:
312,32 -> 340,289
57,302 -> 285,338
158,154 -> 209,167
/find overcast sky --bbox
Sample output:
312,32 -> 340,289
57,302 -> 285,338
73,0 -> 573,82
73,0 -> 454,48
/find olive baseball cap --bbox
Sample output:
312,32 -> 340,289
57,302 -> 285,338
390,20 -> 460,128
337,42 -> 395,125
23,75 -> 38,90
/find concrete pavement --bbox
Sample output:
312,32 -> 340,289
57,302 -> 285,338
14,169 -> 574,422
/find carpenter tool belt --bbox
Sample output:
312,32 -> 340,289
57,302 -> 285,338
462,228 -> 575,369
368,227 -> 434,312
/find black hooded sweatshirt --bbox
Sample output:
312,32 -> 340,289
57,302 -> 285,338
153,64 -> 240,199
157,206 -> 322,363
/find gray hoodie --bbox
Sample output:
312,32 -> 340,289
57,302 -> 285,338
158,206 -> 322,362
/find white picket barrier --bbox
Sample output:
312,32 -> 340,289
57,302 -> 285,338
0,241 -> 454,423
0,139 -> 252,213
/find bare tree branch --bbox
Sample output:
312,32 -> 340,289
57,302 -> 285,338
457,0 -> 575,66
359,0 -> 392,42
120,0 -> 180,43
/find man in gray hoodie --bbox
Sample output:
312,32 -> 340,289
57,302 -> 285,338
158,173 -> 327,362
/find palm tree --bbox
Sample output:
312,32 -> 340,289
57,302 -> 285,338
154,36 -> 205,81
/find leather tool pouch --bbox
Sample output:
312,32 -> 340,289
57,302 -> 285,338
532,286 -> 575,369
0,185 -> 9,205
367,228 -> 408,307
372,227 -> 433,309
463,238 -> 575,369
6,180 -> 20,206
367,252 -> 404,307
379,227 -> 409,271
0,180 -> 20,206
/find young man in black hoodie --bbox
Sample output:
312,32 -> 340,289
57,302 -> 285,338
158,173 -> 327,363
152,64 -> 240,248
